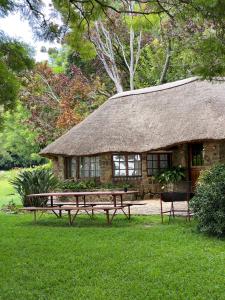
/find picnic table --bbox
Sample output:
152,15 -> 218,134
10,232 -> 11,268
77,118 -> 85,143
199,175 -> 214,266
27,190 -> 139,207
22,191 -> 143,225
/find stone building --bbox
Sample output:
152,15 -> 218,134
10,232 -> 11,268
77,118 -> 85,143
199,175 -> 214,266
40,77 -> 225,194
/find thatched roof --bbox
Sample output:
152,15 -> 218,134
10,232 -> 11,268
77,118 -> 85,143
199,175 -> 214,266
40,77 -> 225,157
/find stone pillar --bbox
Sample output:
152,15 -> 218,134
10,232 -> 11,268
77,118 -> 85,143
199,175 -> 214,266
100,153 -> 112,183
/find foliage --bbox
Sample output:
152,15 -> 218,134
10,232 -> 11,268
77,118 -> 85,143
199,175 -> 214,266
59,179 -> 134,191
11,168 -> 59,207
0,102 -> 46,169
0,32 -> 34,124
155,166 -> 186,185
20,63 -> 107,145
1,200 -> 18,214
190,164 -> 225,237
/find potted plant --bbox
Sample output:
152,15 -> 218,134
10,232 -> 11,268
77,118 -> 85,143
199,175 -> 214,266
155,166 -> 185,191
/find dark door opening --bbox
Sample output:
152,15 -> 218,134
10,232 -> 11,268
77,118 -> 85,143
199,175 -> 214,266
188,143 -> 204,190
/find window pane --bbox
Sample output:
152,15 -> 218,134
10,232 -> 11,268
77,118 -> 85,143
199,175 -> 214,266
128,169 -> 135,176
71,157 -> 77,178
120,169 -> 126,176
128,162 -> 134,169
160,160 -> 168,169
147,154 -> 153,161
119,161 -> 126,169
115,169 -> 120,176
160,154 -> 167,160
128,155 -> 135,161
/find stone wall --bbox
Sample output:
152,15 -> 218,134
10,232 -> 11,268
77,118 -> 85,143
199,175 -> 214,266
50,140 -> 225,199
100,153 -> 112,183
52,156 -> 64,180
203,141 -> 220,166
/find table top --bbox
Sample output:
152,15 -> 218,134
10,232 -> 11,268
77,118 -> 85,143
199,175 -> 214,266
27,190 -> 139,198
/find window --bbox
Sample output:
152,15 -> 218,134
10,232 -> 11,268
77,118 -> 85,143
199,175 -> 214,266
191,144 -> 204,166
79,156 -> 100,178
64,157 -> 77,179
147,153 -> 171,176
113,154 -> 142,177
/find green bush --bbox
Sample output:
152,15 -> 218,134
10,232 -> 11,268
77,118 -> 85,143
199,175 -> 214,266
190,164 -> 225,237
11,168 -> 59,207
59,180 -> 134,191
155,166 -> 186,184
59,180 -> 98,191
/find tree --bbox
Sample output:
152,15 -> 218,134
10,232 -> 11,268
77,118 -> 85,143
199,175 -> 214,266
20,62 -> 108,145
0,102 -> 44,169
91,5 -> 144,92
52,0 -> 225,81
0,32 -> 34,125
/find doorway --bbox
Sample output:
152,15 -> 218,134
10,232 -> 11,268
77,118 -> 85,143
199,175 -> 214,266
188,143 -> 204,190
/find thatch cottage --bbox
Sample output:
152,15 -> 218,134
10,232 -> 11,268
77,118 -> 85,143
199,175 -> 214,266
41,77 -> 225,192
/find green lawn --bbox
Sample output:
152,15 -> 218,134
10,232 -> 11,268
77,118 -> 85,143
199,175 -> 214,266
0,213 -> 225,300
0,169 -> 21,206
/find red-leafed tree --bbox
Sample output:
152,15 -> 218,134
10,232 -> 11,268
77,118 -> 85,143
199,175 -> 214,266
20,63 -> 108,146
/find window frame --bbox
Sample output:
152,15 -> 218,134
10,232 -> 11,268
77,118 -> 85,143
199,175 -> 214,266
112,153 -> 142,178
79,155 -> 100,179
146,152 -> 172,176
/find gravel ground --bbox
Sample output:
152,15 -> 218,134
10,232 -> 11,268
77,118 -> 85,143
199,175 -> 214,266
120,199 -> 189,215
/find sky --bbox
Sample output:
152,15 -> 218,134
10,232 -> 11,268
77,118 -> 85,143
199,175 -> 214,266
0,0 -> 60,61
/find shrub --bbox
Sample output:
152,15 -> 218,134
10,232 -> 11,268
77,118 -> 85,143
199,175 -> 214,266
11,168 -> 59,207
190,164 -> 225,237
155,166 -> 186,185
59,180 -> 134,192
60,180 -> 98,191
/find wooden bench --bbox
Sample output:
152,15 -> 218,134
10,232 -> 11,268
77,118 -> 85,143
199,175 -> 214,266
20,203 -> 143,225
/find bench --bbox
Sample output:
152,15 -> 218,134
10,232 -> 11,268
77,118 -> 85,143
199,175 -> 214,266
20,203 -> 143,225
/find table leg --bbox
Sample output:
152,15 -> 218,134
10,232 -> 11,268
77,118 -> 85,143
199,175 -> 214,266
128,205 -> 131,220
68,210 -> 72,225
160,199 -> 163,223
59,208 -> 62,218
113,195 -> 116,207
91,205 -> 94,217
105,209 -> 110,224
76,196 -> 79,207
83,195 -> 86,206
33,210 -> 37,223
50,196 -> 53,207
120,195 -> 123,206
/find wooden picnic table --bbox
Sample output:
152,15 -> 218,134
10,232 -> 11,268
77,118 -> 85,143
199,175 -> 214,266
27,190 -> 139,207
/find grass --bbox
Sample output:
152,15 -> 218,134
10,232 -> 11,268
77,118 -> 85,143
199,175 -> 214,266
0,169 -> 21,206
0,213 -> 225,300
1,169 -> 225,299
